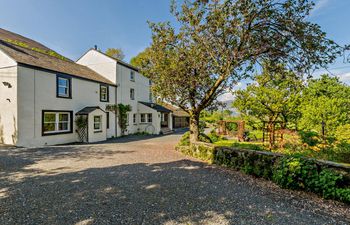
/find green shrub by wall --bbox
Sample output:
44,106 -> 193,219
176,142 -> 350,204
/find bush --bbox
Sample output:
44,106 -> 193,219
335,124 -> 350,143
178,131 -> 212,146
299,131 -> 320,147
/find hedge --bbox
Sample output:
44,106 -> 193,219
175,142 -> 350,204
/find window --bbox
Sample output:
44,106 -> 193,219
149,79 -> 152,85
140,114 -> 146,123
57,75 -> 71,98
100,85 -> 109,102
130,71 -> 135,81
42,111 -> 72,135
149,92 -> 153,102
94,116 -> 102,132
133,114 -> 137,124
130,88 -> 135,100
147,113 -> 152,123
106,112 -> 110,129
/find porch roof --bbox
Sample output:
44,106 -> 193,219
139,102 -> 172,113
76,106 -> 105,115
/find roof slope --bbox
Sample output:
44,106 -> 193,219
76,106 -> 105,115
0,28 -> 114,85
139,102 -> 172,113
162,103 -> 190,117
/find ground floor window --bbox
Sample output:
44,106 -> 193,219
133,114 -> 137,124
94,115 -> 102,132
42,111 -> 72,135
148,113 -> 153,123
141,113 -> 146,123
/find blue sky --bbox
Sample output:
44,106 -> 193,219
0,0 -> 349,85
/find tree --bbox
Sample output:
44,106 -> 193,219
130,48 -> 152,71
299,75 -> 350,138
140,0 -> 344,142
233,64 -> 303,148
105,48 -> 125,60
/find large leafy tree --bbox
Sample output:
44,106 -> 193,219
105,48 -> 125,60
233,64 -> 303,148
140,0 -> 344,142
299,75 -> 350,137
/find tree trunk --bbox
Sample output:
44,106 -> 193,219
189,113 -> 200,143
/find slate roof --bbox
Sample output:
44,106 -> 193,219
139,102 -> 172,113
162,103 -> 190,117
76,106 -> 105,115
0,28 -> 114,85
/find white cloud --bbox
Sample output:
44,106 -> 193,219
337,72 -> 350,83
218,82 -> 244,102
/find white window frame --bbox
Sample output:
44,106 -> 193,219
100,85 -> 108,102
94,115 -> 102,132
57,77 -> 70,97
43,111 -> 71,135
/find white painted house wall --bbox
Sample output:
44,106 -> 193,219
77,49 -> 162,136
15,66 -> 116,147
0,50 -> 17,145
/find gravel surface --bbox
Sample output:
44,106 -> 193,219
0,133 -> 349,225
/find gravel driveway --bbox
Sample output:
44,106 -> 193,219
0,133 -> 349,225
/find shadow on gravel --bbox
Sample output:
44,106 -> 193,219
1,159 -> 349,225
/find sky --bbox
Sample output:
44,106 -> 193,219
0,0 -> 349,101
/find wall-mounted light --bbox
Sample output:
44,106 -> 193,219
2,82 -> 12,88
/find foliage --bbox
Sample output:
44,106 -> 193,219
272,156 -> 350,202
75,116 -> 88,142
178,131 -> 213,146
299,75 -> 350,136
233,63 -> 304,148
335,124 -> 350,144
105,48 -> 125,60
5,39 -> 69,61
140,0 -> 342,142
107,104 -> 131,136
298,131 -> 321,147
130,48 -> 152,71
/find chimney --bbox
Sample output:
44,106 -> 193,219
94,45 -> 98,50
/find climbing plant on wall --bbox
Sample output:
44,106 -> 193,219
106,104 -> 132,136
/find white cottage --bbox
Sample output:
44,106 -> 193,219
0,28 -> 172,147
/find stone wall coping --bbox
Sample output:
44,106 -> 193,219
190,142 -> 350,170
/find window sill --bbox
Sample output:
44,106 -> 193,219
94,130 -> 103,133
56,95 -> 72,99
42,130 -> 72,136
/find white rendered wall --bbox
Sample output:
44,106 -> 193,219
88,109 -> 107,143
16,66 -> 116,147
0,51 -> 17,145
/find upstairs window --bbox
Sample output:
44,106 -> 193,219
130,71 -> 135,82
149,93 -> 153,102
130,88 -> 135,100
100,85 -> 109,102
57,75 -> 71,98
